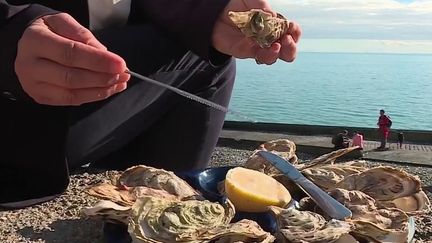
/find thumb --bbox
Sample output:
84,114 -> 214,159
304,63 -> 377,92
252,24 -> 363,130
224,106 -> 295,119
41,13 -> 107,50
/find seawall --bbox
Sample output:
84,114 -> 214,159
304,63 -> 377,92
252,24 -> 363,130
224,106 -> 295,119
223,121 -> 432,145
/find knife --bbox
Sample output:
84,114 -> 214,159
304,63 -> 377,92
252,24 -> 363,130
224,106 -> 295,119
258,151 -> 352,220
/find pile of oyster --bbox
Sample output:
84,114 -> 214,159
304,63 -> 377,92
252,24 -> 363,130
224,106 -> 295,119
82,139 -> 431,243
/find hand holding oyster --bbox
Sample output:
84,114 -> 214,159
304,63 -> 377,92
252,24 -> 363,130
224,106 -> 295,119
228,9 -> 289,48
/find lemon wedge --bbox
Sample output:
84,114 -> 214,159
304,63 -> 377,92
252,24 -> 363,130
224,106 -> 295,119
225,167 -> 292,212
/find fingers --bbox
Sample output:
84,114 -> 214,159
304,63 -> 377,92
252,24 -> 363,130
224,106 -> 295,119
287,21 -> 302,43
31,82 -> 128,106
30,59 -> 130,89
279,35 -> 297,62
42,13 -> 107,50
255,43 -> 280,65
24,27 -> 126,73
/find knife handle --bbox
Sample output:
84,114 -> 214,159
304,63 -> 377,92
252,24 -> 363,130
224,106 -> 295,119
296,177 -> 352,220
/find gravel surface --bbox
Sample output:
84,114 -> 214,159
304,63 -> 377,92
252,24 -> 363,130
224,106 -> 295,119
1,145 -> 431,243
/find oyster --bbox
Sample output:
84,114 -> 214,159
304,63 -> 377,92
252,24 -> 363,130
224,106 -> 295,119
228,9 -> 289,48
244,139 -> 298,177
87,183 -> 180,206
329,189 -> 410,242
117,165 -> 201,199
302,161 -> 368,190
82,200 -> 131,224
269,206 -> 352,243
334,166 -> 430,213
298,146 -> 360,170
128,197 -> 239,242
198,219 -> 275,243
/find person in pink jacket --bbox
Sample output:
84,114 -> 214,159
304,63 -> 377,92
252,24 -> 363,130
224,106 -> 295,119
351,131 -> 364,149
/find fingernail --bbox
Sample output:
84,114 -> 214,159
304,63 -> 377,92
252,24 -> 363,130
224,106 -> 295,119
108,74 -> 120,84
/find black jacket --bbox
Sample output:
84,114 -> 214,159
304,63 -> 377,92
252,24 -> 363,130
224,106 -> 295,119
0,0 -> 230,207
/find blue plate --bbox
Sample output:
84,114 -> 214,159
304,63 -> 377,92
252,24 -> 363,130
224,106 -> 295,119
103,166 -> 296,243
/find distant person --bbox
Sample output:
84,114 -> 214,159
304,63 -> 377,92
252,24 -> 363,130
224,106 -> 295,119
332,130 -> 350,150
377,109 -> 392,150
398,132 -> 404,149
351,131 -> 364,150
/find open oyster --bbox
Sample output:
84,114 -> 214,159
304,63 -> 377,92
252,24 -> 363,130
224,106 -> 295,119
116,165 -> 201,199
244,139 -> 298,177
87,183 -> 180,206
334,166 -> 430,213
302,161 -> 368,190
329,189 -> 410,242
228,9 -> 289,48
128,196 -> 243,242
269,206 -> 352,243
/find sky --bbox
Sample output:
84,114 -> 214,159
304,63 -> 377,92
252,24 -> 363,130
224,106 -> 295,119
269,0 -> 432,54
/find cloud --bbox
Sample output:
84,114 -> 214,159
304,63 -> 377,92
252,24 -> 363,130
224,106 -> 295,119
268,0 -> 432,40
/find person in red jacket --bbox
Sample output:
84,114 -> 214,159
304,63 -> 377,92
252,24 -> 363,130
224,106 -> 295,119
377,109 -> 392,150
0,0 -> 301,208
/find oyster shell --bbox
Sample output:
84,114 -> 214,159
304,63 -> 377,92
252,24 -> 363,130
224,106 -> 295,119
87,183 -> 180,206
244,139 -> 298,177
302,161 -> 368,190
228,9 -> 289,48
269,206 -> 353,243
298,146 -> 360,170
334,166 -> 430,213
329,189 -> 410,242
82,200 -> 131,224
128,197 -> 240,242
117,165 -> 201,199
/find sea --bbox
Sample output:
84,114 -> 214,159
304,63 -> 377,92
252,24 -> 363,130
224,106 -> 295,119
226,52 -> 432,131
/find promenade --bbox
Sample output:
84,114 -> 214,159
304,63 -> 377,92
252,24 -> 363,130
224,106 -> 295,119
219,129 -> 432,166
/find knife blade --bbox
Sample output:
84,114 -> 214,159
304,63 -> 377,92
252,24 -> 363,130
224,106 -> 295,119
258,151 -> 352,220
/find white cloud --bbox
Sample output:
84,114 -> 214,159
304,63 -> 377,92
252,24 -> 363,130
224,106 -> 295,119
268,0 -> 432,40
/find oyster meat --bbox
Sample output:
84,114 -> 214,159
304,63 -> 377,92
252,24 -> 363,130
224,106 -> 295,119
117,165 -> 201,199
334,166 -> 430,213
269,206 -> 352,243
128,196 -> 242,242
228,9 -> 289,48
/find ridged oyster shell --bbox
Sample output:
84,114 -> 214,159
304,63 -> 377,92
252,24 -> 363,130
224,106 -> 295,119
329,189 -> 410,242
334,166 -> 431,213
302,161 -> 368,190
128,197 -> 273,242
228,9 -> 289,48
87,183 -> 180,206
244,139 -> 298,177
116,165 -> 202,199
269,206 -> 353,243
82,200 -> 131,224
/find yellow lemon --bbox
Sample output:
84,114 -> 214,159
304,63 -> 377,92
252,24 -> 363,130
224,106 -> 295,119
225,167 -> 292,212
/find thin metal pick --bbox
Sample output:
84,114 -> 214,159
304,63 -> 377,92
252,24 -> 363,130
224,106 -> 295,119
126,70 -> 228,113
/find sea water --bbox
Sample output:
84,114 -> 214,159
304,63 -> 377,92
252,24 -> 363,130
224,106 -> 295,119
226,52 -> 432,131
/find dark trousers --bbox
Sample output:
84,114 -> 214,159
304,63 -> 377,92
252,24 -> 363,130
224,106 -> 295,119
0,24 -> 235,206
67,25 -> 236,171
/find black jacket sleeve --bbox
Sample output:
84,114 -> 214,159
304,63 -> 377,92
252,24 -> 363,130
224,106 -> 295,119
0,1 -> 58,102
131,0 -> 231,65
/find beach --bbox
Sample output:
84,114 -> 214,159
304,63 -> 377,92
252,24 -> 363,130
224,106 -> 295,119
1,144 -> 432,243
